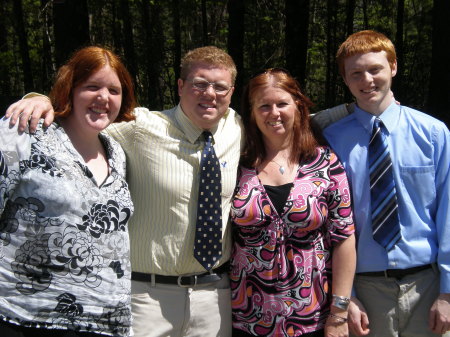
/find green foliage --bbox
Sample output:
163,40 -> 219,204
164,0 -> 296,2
0,0 -> 437,114
401,0 -> 433,109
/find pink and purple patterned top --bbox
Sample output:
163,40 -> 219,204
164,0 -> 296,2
230,146 -> 354,336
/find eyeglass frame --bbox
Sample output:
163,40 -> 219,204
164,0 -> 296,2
187,77 -> 234,96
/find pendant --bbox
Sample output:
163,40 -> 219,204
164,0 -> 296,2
279,166 -> 285,175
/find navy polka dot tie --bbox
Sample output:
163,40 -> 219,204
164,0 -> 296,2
194,131 -> 222,271
369,118 -> 401,251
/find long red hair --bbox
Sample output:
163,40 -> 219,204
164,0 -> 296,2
240,68 -> 318,168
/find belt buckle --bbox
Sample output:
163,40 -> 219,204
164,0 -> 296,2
177,275 -> 197,287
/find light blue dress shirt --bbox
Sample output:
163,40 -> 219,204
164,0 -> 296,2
324,101 -> 450,293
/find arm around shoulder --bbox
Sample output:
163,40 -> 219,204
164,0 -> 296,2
5,93 -> 55,133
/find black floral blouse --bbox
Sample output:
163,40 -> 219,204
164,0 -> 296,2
0,118 -> 134,336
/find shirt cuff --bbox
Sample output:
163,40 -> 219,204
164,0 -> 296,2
22,92 -> 48,99
440,266 -> 450,293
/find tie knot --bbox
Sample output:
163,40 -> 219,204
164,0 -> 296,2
374,117 -> 383,129
202,131 -> 213,145
371,118 -> 385,138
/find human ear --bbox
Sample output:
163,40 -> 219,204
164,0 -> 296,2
391,60 -> 398,77
177,78 -> 184,96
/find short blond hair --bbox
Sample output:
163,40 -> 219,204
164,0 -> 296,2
180,46 -> 237,84
337,30 -> 397,76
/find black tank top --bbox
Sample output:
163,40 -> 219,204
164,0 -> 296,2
264,183 -> 294,215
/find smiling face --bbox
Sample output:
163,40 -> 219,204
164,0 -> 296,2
66,65 -> 122,134
343,51 -> 397,115
252,85 -> 297,147
177,62 -> 234,130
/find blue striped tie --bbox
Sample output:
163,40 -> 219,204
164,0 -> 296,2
194,131 -> 222,271
369,118 -> 401,251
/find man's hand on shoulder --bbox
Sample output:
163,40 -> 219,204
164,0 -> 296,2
429,293 -> 450,334
348,296 -> 370,336
5,95 -> 55,133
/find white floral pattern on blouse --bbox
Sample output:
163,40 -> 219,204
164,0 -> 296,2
0,118 -> 133,336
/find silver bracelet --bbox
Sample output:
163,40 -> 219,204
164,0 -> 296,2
329,313 -> 348,323
331,294 -> 350,310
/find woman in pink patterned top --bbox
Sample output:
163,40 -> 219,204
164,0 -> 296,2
230,69 -> 356,337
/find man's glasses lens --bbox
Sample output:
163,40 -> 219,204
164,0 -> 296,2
191,78 -> 231,95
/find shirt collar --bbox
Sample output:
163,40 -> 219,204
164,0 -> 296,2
174,104 -> 223,143
354,101 -> 401,135
53,123 -> 116,170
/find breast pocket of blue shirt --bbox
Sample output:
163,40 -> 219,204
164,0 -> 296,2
399,165 -> 436,210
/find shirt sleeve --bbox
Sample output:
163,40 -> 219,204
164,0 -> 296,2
325,148 -> 355,244
105,110 -> 139,154
22,92 -> 48,99
433,123 -> 450,293
0,118 -> 31,212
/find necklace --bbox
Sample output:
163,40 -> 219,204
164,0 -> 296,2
271,159 -> 286,175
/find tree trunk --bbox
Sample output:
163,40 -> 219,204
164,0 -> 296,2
201,0 -> 208,45
172,0 -> 182,104
141,0 -> 164,108
325,0 -> 338,107
285,0 -> 310,90
392,0 -> 404,102
112,0 -> 120,52
13,0 -> 34,92
41,0 -> 54,92
362,0 -> 368,29
53,0 -> 90,67
119,0 -> 138,82
345,0 -> 355,36
428,0 -> 450,125
227,0 -> 245,109
344,0 -> 356,102
0,0 -> 11,98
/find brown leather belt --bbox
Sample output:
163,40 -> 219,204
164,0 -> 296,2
357,264 -> 433,280
131,262 -> 230,287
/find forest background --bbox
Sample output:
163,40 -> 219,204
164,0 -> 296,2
1,0 -> 449,127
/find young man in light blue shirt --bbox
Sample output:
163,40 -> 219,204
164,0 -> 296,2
321,30 -> 450,337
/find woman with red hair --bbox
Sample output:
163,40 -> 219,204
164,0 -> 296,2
230,68 -> 356,337
0,46 -> 135,337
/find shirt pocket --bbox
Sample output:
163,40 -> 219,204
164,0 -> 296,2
398,165 -> 435,208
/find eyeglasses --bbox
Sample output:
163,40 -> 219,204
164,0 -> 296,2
189,77 -> 233,96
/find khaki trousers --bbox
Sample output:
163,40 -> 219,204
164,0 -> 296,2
352,267 -> 450,337
130,274 -> 231,337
